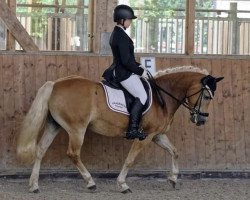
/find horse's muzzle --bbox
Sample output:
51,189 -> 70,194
190,113 -> 207,126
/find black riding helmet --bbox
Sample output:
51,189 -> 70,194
113,4 -> 137,22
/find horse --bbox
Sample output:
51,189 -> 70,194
17,66 -> 223,193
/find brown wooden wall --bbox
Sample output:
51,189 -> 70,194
0,53 -> 249,171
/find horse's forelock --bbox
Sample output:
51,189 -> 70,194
201,75 -> 217,92
154,66 -> 209,78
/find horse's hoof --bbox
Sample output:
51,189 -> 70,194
29,189 -> 40,193
33,189 -> 40,193
168,180 -> 181,190
88,185 -> 97,191
169,179 -> 176,188
121,188 -> 132,194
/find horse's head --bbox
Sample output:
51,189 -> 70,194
186,75 -> 224,126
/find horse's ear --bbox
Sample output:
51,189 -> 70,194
216,77 -> 224,82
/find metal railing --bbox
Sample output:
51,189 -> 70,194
0,3 -> 250,54
131,5 -> 250,55
15,13 -> 89,51
131,17 -> 186,54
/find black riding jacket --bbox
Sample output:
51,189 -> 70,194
109,26 -> 144,82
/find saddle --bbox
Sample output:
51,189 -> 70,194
101,78 -> 152,115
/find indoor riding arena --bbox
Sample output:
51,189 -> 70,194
0,0 -> 250,200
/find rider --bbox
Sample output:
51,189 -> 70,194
103,4 -> 148,141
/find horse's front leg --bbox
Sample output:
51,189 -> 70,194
153,134 -> 179,189
117,138 -> 152,193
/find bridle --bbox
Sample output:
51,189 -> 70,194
147,72 -> 213,117
186,85 -> 213,118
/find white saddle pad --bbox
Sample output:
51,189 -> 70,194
100,80 -> 152,115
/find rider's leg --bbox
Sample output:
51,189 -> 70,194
120,74 -> 147,105
120,74 -> 147,140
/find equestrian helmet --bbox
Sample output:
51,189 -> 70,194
113,4 -> 137,22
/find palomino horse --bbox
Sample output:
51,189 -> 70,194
17,66 -> 223,193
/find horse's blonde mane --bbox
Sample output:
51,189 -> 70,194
154,66 -> 209,78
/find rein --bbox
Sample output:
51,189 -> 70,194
146,71 -> 210,116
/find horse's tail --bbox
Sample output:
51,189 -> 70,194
17,81 -> 54,163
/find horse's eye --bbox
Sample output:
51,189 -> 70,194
203,95 -> 211,100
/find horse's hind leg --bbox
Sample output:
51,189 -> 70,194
29,118 -> 61,193
153,134 -> 179,189
67,129 -> 96,190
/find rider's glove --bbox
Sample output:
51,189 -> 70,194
139,65 -> 149,78
142,70 -> 148,78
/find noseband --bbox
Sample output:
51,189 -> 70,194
147,72 -> 213,117
185,85 -> 212,117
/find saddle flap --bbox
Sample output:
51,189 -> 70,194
101,78 -> 152,115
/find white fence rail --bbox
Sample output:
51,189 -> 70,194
132,7 -> 250,55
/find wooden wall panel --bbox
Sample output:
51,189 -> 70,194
0,54 -> 250,172
0,55 -> 4,167
13,55 -> 25,124
56,55 -> 68,78
2,55 -> 15,166
232,60 -> 246,168
222,59 -> 236,169
211,59 -> 226,169
242,60 -> 250,168
67,55 -> 79,76
35,55 -> 47,90
78,56 -> 89,77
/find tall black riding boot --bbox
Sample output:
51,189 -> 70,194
125,98 -> 147,141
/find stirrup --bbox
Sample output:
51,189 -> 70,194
138,128 -> 147,141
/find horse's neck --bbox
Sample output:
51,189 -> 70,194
156,73 -> 193,113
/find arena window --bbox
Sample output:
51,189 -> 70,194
118,0 -> 250,55
0,0 -> 92,51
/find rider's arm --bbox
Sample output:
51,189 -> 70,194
117,35 -> 144,76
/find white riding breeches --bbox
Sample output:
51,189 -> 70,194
120,74 -> 147,105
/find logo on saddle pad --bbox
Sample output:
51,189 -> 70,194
101,79 -> 152,115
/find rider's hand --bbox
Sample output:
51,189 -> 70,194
139,65 -> 148,78
141,69 -> 148,78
